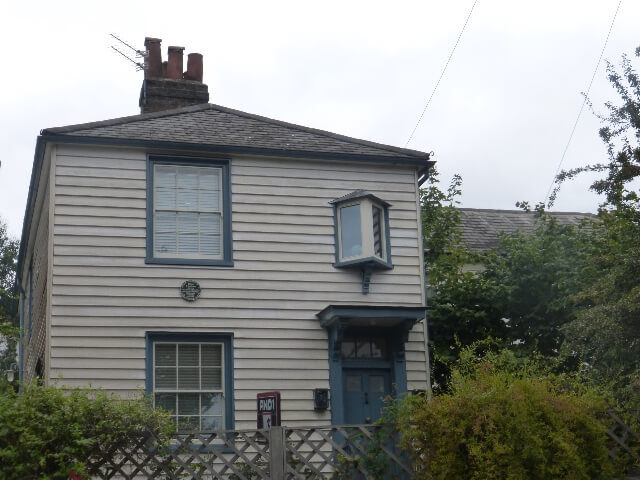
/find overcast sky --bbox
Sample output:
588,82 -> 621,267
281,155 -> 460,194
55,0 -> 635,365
1,0 -> 638,238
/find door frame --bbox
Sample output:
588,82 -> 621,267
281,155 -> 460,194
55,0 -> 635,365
326,321 -> 414,425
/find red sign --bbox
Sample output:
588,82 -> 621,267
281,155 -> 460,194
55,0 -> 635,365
257,391 -> 281,430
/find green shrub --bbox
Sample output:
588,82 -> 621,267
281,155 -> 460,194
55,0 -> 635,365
396,349 -> 617,480
0,383 -> 174,480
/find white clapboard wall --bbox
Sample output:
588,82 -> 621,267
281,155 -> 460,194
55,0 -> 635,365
37,143 -> 427,428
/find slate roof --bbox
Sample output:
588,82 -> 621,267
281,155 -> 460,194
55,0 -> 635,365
42,103 -> 430,162
458,208 -> 597,252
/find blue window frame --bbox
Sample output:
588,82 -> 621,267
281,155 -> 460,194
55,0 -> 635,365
146,332 -> 235,432
146,155 -> 233,266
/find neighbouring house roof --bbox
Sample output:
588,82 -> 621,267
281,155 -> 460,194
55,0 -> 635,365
458,208 -> 597,252
41,103 -> 431,164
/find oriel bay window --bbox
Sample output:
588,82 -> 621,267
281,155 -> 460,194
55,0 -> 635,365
146,156 -> 232,266
331,190 -> 392,293
146,333 -> 234,432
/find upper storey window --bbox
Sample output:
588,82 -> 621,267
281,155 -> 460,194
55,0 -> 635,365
331,190 -> 392,293
146,156 -> 233,266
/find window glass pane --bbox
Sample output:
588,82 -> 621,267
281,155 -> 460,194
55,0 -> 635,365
177,212 -> 198,233
202,416 -> 223,431
177,189 -> 198,209
200,169 -> 219,188
201,393 -> 223,416
370,376 -> 385,393
340,204 -> 363,258
200,214 -> 221,256
346,375 -> 362,392
177,168 -> 198,189
202,344 -> 222,366
202,368 -> 222,389
178,416 -> 198,432
155,393 -> 176,414
178,234 -> 198,255
341,337 -> 356,358
155,166 -> 176,188
178,367 -> 199,389
372,206 -> 383,258
178,393 -> 199,415
357,338 -> 372,358
155,367 -> 177,389
155,188 -> 176,210
155,344 -> 176,366
371,337 -> 388,359
178,344 -> 199,366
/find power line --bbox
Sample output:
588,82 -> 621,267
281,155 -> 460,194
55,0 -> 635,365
544,0 -> 622,206
405,0 -> 478,147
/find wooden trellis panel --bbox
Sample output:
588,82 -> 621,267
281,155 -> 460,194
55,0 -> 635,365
82,424 -> 414,479
85,428 -> 271,480
607,410 -> 640,463
285,424 -> 413,479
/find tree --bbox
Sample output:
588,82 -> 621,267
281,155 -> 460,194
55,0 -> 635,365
422,171 -> 597,389
550,47 -> 640,408
0,218 -> 18,374
550,46 -> 640,208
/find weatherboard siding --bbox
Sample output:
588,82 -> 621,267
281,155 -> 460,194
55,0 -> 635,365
50,144 -> 427,427
23,186 -> 49,384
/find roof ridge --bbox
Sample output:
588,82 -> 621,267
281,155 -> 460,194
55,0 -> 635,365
41,103 -> 430,159
41,104 -> 212,134
457,207 -> 596,216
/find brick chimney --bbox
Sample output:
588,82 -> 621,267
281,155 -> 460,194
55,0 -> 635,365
139,37 -> 209,114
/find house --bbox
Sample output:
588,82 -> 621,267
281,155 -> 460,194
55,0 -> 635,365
457,208 -> 597,253
453,207 -> 597,273
16,37 -> 433,431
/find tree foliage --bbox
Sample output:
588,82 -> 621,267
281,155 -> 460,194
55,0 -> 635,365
550,46 -> 640,208
0,383 -> 175,480
396,349 -> 616,480
422,173 -> 596,390
0,218 -> 18,373
424,47 -> 640,410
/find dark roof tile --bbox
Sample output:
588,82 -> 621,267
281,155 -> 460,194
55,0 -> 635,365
42,103 -> 429,160
457,208 -> 597,252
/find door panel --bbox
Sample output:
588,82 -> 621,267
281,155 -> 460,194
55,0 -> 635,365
343,369 -> 391,424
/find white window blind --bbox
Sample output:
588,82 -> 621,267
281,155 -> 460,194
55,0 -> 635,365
154,165 -> 222,258
154,342 -> 225,432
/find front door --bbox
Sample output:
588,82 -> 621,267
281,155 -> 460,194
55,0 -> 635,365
343,369 -> 392,424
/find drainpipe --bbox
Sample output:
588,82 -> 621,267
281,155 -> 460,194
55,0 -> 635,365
417,159 -> 433,398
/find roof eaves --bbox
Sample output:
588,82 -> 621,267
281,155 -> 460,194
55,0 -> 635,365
38,133 -> 430,166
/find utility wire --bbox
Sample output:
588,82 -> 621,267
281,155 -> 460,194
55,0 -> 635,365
544,0 -> 622,206
405,0 -> 478,147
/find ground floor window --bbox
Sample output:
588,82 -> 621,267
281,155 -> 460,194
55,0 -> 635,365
146,333 -> 234,432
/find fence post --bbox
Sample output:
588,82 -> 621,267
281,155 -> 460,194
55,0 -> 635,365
269,426 -> 286,479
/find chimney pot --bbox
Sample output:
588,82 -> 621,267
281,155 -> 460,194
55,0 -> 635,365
144,37 -> 162,78
185,53 -> 204,82
166,46 -> 185,79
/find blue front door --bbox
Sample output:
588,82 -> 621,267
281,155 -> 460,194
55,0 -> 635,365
343,369 -> 392,424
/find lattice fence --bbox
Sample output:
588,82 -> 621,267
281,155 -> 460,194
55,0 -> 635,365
607,409 -> 640,467
82,424 -> 414,480
86,428 -> 271,480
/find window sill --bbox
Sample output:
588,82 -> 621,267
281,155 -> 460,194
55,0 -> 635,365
145,257 -> 234,267
333,256 -> 393,271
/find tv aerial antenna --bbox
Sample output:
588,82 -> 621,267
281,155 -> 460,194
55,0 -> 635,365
110,34 -> 146,71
